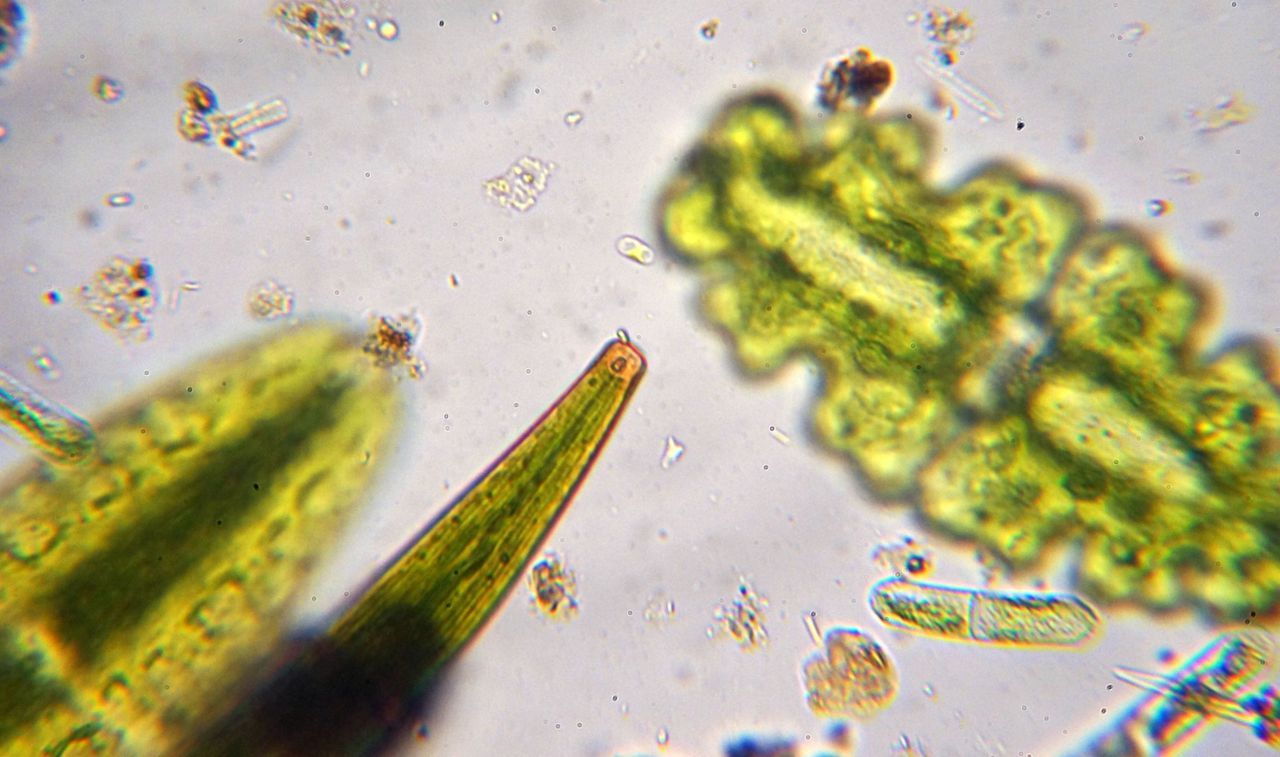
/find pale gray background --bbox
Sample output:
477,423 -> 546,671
1,1 -> 1277,755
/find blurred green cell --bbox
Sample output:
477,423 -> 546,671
660,93 -> 1280,620
0,321 -> 405,754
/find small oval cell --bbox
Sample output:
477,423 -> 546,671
615,234 -> 655,266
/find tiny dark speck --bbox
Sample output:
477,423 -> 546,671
253,483 -> 260,490
1017,119 -> 1026,131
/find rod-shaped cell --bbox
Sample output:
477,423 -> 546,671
0,367 -> 95,464
868,576 -> 1100,647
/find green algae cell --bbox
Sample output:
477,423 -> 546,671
660,93 -> 1280,620
0,321 -> 405,754
181,338 -> 646,756
868,576 -> 1099,647
0,367 -> 96,464
0,327 -> 646,755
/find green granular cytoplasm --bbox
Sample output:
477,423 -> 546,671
660,93 -> 1280,621
0,321 -> 404,754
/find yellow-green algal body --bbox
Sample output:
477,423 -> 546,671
0,321 -> 404,754
661,93 -> 1280,620
180,338 -> 645,755
1,326 -> 646,755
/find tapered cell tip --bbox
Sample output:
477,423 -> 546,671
603,338 -> 646,381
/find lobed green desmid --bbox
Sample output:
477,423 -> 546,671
660,93 -> 1280,621
0,321 -> 404,754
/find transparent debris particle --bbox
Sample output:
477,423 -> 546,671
1187,91 -> 1255,133
183,79 -> 217,113
768,425 -> 791,445
168,280 -> 201,312
357,60 -> 370,77
362,310 -> 426,379
914,54 -> 1004,121
923,6 -> 974,47
656,727 -> 670,746
272,0 -> 355,57
926,87 -> 957,119
699,19 -> 719,40
92,75 -> 124,103
0,0 -> 25,70
803,627 -> 898,718
974,549 -> 1008,586
528,552 -> 579,620
484,156 -> 556,212
563,110 -> 584,127
1077,630 -> 1276,754
1165,168 -> 1200,185
177,80 -> 289,161
643,593 -> 677,625
659,435 -> 685,469
817,47 -> 894,113
104,192 -> 134,208
918,6 -> 975,65
0,121 -> 8,142
615,234 -> 655,265
28,345 -> 61,381
226,97 -> 289,138
1117,22 -> 1148,43
247,279 -> 295,320
490,10 -> 501,23
78,256 -> 158,342
376,18 -> 399,40
871,535 -> 934,579
42,290 -> 61,306
710,578 -> 768,651
1146,199 -> 1172,217
891,733 -> 930,756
